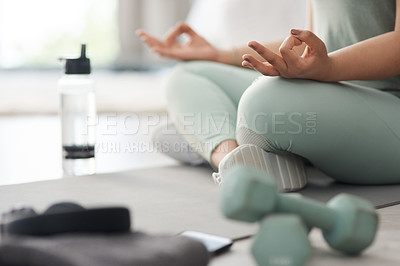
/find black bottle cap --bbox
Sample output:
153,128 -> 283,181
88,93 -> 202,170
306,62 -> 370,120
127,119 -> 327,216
61,44 -> 91,74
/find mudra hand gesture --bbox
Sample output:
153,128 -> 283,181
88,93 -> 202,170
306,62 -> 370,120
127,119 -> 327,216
136,22 -> 218,61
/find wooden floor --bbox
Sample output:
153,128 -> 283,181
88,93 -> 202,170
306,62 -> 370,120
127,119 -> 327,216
0,114 -> 176,185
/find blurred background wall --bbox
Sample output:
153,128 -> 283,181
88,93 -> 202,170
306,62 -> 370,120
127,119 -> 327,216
116,0 -> 306,69
0,0 -> 306,70
0,0 -> 306,114
187,0 -> 306,48
115,0 -> 192,69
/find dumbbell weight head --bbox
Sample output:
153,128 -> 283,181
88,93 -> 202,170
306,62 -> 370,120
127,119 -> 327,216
219,166 -> 277,222
323,194 -> 378,254
251,215 -> 311,266
220,168 -> 313,231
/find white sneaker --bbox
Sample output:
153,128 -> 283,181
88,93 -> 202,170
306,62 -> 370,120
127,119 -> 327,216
212,144 -> 307,191
151,123 -> 206,165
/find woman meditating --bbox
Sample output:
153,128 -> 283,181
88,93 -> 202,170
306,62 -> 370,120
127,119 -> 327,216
137,0 -> 400,191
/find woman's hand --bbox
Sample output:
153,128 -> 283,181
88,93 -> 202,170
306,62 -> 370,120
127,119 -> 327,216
242,29 -> 333,81
136,22 -> 218,61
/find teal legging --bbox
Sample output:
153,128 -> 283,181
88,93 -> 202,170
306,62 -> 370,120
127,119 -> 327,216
165,61 -> 400,185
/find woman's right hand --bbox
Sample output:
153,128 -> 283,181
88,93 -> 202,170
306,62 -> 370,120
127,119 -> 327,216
136,22 -> 219,61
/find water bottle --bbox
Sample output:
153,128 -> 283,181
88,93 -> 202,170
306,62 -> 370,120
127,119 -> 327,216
58,44 -> 96,176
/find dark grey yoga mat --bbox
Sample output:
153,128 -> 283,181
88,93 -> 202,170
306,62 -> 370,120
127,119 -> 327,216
0,165 -> 399,241
301,167 -> 400,209
0,166 -> 257,239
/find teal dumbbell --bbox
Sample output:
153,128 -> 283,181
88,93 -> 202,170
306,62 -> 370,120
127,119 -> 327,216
252,215 -> 311,266
219,166 -> 379,255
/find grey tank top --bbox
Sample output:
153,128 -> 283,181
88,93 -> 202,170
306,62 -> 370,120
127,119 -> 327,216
313,0 -> 400,90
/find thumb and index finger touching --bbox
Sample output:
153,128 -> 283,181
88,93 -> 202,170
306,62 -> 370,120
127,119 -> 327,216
136,22 -> 198,59
164,22 -> 198,44
249,29 -> 324,67
136,22 -> 197,45
290,29 -> 326,54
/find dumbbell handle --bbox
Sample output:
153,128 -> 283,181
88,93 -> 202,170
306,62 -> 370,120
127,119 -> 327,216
276,194 -> 336,232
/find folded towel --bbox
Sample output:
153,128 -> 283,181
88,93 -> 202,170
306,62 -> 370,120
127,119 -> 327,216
0,231 -> 209,266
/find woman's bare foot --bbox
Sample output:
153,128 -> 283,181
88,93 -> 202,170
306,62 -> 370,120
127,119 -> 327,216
211,139 -> 239,169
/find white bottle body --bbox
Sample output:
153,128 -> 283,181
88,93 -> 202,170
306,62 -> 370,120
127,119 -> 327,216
58,74 -> 96,176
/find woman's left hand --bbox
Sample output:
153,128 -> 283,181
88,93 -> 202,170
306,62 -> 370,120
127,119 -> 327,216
242,29 -> 332,81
